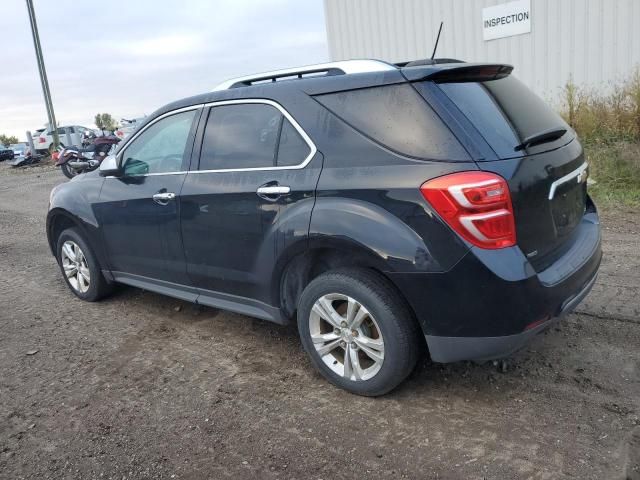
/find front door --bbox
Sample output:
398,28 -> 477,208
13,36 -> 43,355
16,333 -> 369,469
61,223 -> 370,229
95,108 -> 201,288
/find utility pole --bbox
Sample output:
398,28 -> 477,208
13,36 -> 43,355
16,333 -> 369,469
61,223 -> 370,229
25,0 -> 59,152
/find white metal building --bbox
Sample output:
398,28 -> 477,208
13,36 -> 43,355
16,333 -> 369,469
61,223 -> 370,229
323,0 -> 640,102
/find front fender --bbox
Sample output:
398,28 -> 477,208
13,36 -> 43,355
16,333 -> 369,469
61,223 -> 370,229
47,175 -> 107,267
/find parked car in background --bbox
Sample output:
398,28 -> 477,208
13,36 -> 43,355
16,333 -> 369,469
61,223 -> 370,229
37,125 -> 92,154
0,145 -> 14,161
10,143 -> 27,159
32,128 -> 45,140
47,59 -> 601,396
114,117 -> 146,140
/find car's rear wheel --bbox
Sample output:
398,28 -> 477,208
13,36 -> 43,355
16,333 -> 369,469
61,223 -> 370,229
56,228 -> 112,301
297,268 -> 420,396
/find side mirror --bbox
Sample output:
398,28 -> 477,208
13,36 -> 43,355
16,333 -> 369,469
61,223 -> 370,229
99,154 -> 121,176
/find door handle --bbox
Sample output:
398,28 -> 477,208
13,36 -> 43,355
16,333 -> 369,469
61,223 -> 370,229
256,185 -> 291,200
152,192 -> 176,205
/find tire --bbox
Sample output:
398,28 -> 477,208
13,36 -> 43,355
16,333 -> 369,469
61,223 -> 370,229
60,163 -> 79,179
56,227 -> 113,301
297,268 -> 420,396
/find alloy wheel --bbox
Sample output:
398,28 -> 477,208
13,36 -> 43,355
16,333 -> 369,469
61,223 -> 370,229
309,293 -> 385,381
60,240 -> 90,293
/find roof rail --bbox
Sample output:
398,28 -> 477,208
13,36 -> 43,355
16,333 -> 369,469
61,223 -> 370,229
212,60 -> 397,91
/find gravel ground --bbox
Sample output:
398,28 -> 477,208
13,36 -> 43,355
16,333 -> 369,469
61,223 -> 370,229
0,162 -> 639,480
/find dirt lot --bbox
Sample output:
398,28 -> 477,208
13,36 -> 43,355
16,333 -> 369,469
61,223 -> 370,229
0,162 -> 638,480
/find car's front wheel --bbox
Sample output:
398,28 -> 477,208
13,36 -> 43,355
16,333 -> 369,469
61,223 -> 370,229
56,228 -> 112,301
297,268 -> 420,396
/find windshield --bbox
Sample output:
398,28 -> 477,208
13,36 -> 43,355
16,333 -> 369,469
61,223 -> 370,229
437,76 -> 573,159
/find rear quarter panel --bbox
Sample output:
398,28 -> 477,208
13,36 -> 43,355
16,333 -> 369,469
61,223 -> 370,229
305,103 -> 475,273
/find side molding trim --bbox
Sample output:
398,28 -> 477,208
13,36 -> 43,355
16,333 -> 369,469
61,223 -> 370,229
110,272 -> 288,325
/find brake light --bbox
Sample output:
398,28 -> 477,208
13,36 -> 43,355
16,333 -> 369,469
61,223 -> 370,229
420,172 -> 516,249
38,137 -> 46,143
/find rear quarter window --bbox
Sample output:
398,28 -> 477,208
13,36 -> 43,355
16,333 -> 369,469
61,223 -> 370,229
315,84 -> 469,161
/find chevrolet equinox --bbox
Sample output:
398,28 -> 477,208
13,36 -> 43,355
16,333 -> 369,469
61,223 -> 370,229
47,59 -> 601,396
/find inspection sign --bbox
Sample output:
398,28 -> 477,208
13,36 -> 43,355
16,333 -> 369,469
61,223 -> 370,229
482,0 -> 531,41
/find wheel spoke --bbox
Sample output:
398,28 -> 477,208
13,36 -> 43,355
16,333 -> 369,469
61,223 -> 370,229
346,297 -> 359,326
312,297 -> 343,328
349,304 -> 369,329
315,338 -> 342,357
64,265 -> 77,278
62,261 -> 75,271
349,346 -> 364,380
79,266 -> 90,281
343,343 -> 353,379
354,336 -> 384,363
62,242 -> 76,261
79,270 -> 89,292
311,332 -> 340,344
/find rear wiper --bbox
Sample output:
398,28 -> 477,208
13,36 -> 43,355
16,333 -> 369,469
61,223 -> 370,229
514,127 -> 567,151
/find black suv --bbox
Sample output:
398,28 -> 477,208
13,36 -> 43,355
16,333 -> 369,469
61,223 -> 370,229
47,60 -> 601,396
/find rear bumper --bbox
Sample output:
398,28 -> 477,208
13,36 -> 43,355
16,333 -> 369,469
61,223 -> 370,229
388,209 -> 601,363
424,272 -> 597,362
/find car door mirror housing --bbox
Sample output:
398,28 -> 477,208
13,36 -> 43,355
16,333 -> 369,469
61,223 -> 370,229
99,155 -> 121,176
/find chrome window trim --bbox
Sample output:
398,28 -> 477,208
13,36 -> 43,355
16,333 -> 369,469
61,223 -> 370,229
110,99 -> 317,178
192,98 -> 317,174
548,162 -> 589,200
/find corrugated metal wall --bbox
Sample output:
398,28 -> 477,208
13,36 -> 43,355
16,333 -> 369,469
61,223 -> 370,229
324,0 -> 640,101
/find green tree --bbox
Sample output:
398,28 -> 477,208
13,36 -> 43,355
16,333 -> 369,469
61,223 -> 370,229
0,134 -> 19,147
94,113 -> 118,134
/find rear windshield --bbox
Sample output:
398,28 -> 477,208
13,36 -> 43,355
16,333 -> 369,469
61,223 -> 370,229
437,76 -> 572,159
315,84 -> 469,161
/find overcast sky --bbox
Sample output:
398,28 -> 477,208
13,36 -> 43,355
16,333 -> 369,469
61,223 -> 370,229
1,0 -> 329,140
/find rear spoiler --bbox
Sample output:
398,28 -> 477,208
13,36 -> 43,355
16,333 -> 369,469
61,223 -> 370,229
401,63 -> 513,83
395,58 -> 465,67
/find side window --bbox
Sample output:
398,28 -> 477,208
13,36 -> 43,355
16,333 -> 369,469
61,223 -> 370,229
122,110 -> 196,176
199,104 -> 282,170
276,119 -> 311,166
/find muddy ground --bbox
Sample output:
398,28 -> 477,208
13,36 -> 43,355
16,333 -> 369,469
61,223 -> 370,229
0,162 -> 638,480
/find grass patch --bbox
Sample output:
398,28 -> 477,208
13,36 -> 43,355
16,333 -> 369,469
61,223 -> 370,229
559,69 -> 640,207
584,141 -> 640,207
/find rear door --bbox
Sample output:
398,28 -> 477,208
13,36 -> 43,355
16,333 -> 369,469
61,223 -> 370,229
180,100 -> 320,306
415,73 -> 587,268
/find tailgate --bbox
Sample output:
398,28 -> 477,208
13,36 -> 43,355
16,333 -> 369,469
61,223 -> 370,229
479,140 -> 588,269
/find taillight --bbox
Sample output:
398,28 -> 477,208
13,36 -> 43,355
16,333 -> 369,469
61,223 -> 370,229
38,137 -> 46,143
420,171 -> 516,249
